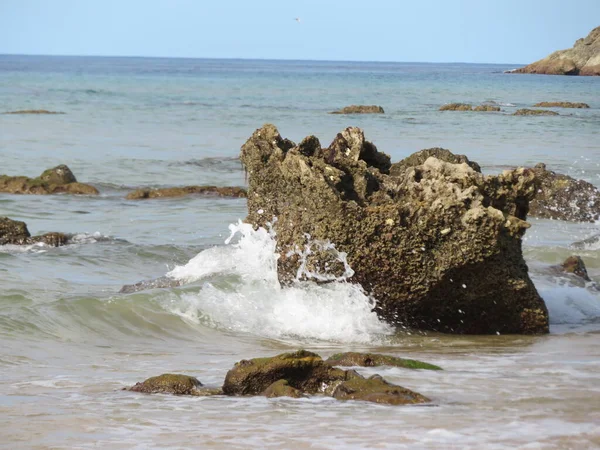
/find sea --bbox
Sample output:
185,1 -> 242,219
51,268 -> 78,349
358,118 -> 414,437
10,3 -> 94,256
1,55 -> 599,449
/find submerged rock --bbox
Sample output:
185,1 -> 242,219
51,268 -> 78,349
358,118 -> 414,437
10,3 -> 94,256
330,105 -> 385,114
126,186 -> 247,200
513,109 -> 559,116
0,217 -> 68,247
528,163 -> 600,222
240,124 -> 548,334
326,352 -> 442,370
571,234 -> 600,250
513,26 -> 600,76
533,101 -> 590,109
331,374 -> 429,405
223,350 -> 429,405
3,109 -> 65,114
0,165 -> 98,195
473,105 -> 501,112
390,147 -> 481,175
561,256 -> 591,282
128,373 -> 222,396
119,276 -> 183,294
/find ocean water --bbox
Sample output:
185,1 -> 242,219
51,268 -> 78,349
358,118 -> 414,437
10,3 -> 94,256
1,55 -> 600,449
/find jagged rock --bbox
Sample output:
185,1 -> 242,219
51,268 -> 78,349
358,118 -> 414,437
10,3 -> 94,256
513,26 -> 600,76
561,256 -> 591,282
223,350 -> 429,405
529,163 -> 600,222
326,352 -> 442,370
0,217 -> 68,247
533,102 -> 590,109
390,148 -> 481,176
126,186 -> 246,200
127,374 -> 221,396
330,105 -> 385,114
240,124 -> 548,334
330,374 -> 429,405
513,109 -> 559,116
0,165 -> 98,195
3,109 -> 65,114
439,103 -> 500,112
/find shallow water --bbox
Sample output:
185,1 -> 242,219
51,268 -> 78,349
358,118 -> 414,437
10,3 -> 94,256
1,55 -> 599,449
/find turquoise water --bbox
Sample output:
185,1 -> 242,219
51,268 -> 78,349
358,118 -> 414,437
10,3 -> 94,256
1,55 -> 599,449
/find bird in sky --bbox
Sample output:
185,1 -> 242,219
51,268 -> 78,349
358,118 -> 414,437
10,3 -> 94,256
295,17 -> 301,23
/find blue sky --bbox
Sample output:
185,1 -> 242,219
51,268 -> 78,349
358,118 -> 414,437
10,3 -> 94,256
0,0 -> 598,63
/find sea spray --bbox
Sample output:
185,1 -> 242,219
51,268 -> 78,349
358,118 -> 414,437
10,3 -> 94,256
165,221 -> 392,343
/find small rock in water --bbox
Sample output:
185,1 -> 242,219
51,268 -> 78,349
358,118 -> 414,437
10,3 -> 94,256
561,256 -> 591,282
329,105 -> 385,114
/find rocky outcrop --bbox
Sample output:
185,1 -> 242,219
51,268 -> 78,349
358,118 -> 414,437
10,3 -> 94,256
126,186 -> 246,200
513,109 -> 559,116
0,165 -> 98,195
330,105 -> 385,114
561,256 -> 591,282
390,148 -> 481,175
325,352 -> 442,370
3,109 -> 65,114
222,350 -> 429,405
439,103 -> 500,112
513,26 -> 600,76
533,102 -> 590,108
0,217 -> 68,247
529,163 -> 600,222
127,374 -> 222,396
240,124 -> 549,334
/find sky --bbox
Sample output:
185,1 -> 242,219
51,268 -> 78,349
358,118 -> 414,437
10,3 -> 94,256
0,0 -> 598,64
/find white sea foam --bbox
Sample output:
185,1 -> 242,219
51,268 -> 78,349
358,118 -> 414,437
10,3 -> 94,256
165,221 -> 392,343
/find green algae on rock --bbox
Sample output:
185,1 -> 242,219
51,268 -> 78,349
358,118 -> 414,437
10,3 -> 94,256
0,217 -> 68,247
325,352 -> 442,370
240,124 -> 548,334
439,103 -> 501,112
512,109 -> 559,116
0,165 -> 99,195
330,105 -> 385,114
529,163 -> 600,222
128,373 -> 222,396
126,186 -> 247,200
533,101 -> 590,109
222,350 -> 431,405
331,374 -> 430,405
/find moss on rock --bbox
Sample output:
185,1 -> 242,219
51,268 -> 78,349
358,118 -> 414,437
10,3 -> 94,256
0,165 -> 98,195
128,374 -> 206,395
533,101 -> 589,108
326,352 -> 442,370
262,379 -> 305,398
331,374 -> 430,405
126,186 -> 246,200
330,105 -> 385,114
513,109 -> 559,116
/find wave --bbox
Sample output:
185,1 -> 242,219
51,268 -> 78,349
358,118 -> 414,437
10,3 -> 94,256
0,232 -> 121,254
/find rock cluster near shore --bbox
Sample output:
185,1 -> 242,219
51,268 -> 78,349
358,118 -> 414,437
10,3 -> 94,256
533,102 -> 589,109
240,124 -> 549,334
126,350 -> 437,405
126,186 -> 246,200
513,26 -> 600,76
0,165 -> 99,195
0,217 -> 68,247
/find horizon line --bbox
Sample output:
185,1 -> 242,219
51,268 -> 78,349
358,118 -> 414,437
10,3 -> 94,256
0,52 -> 525,67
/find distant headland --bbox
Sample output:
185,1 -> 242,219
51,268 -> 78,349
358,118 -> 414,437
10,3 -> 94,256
510,26 -> 599,75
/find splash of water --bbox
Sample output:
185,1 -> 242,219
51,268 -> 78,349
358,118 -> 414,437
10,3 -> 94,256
165,221 -> 392,343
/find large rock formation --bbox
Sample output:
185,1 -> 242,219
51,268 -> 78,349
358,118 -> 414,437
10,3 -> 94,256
529,163 -> 600,222
513,26 -> 600,76
0,165 -> 98,195
0,217 -> 68,247
240,124 -> 549,334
